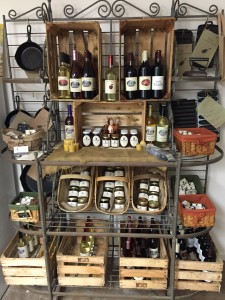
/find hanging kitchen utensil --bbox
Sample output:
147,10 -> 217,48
4,95 -> 32,128
15,24 -> 43,71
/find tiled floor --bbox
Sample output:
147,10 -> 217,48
1,266 -> 225,300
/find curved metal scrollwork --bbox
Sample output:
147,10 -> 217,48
64,0 -> 160,19
8,0 -> 52,22
172,0 -> 218,18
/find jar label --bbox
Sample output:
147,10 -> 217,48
156,126 -> 168,143
114,190 -> 125,198
105,181 -> 115,189
130,135 -> 138,147
100,202 -> 109,209
125,77 -> 137,91
145,125 -> 156,142
120,135 -> 128,147
152,76 -> 164,90
149,247 -> 158,258
104,171 -> 114,176
105,79 -> 117,94
58,76 -> 69,91
137,204 -> 148,211
78,190 -> 89,198
17,245 -> 29,258
115,181 -> 124,187
68,190 -> 79,197
70,180 -> 80,187
138,192 -> 148,200
114,203 -> 125,209
68,201 -> 78,207
149,186 -> 160,193
102,139 -> 110,148
139,182 -> 149,190
80,181 -> 90,188
103,191 -> 113,198
83,134 -> 91,147
93,135 -> 101,147
82,77 -> 95,91
65,125 -> 75,140
139,76 -> 151,90
148,194 -> 159,201
70,78 -> 82,92
114,170 -> 124,177
111,139 -> 119,148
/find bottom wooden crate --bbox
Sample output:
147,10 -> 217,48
57,235 -> 108,287
119,239 -> 168,290
0,233 -> 57,286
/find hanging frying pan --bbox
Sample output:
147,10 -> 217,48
15,25 -> 43,71
4,95 -> 32,128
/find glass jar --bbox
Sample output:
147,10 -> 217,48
148,191 -> 159,211
149,179 -> 160,193
102,189 -> 113,199
92,128 -> 102,147
129,128 -> 139,147
138,189 -> 149,201
69,179 -> 80,188
114,186 -> 125,198
80,180 -> 90,188
77,197 -> 88,207
104,167 -> 114,177
120,129 -> 129,148
82,129 -> 92,147
78,187 -> 89,198
104,181 -> 115,189
80,169 -> 90,176
102,134 -> 110,148
111,133 -> 120,148
139,179 -> 149,192
67,196 -> 78,207
115,180 -> 125,188
114,166 -> 125,177
114,197 -> 125,209
68,186 -> 79,197
99,197 -> 110,210
137,198 -> 148,211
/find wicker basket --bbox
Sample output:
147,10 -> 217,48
1,128 -> 44,151
178,194 -> 216,227
95,166 -> 130,215
131,167 -> 167,214
173,128 -> 217,156
57,167 -> 95,212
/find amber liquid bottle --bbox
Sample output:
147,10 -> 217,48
145,104 -> 156,144
156,104 -> 169,148
58,52 -> 70,99
70,49 -> 82,99
82,50 -> 96,99
105,54 -> 117,101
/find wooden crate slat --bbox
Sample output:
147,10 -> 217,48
4,276 -> 48,286
176,270 -> 222,281
3,267 -> 46,277
1,258 -> 46,267
175,281 -> 221,292
57,254 -> 105,264
120,279 -> 167,290
120,257 -> 168,268
58,265 -> 104,275
177,256 -> 223,272
120,268 -> 167,278
58,276 -> 104,287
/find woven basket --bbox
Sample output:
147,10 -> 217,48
178,194 -> 216,227
174,128 -> 217,156
131,167 -> 167,214
1,128 -> 44,151
95,166 -> 130,215
57,168 -> 95,213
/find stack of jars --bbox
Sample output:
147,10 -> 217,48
136,178 -> 160,211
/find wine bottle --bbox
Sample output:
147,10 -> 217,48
105,54 -> 117,101
148,237 -> 159,258
58,52 -> 70,99
124,52 -> 138,99
138,50 -> 151,99
64,104 -> 75,140
82,50 -> 96,99
156,104 -> 169,148
152,50 -> 164,99
145,104 -> 156,144
70,49 -> 82,99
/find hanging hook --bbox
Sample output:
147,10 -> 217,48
15,94 -> 21,110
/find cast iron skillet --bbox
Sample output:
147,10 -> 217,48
15,25 -> 43,71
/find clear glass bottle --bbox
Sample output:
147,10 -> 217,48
105,54 -> 117,102
156,104 -> 169,148
58,52 -> 70,99
152,50 -> 164,99
64,104 -> 75,140
138,50 -> 151,99
82,50 -> 96,99
124,52 -> 138,99
70,49 -> 82,99
145,104 -> 156,144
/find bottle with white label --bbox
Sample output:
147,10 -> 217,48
138,50 -> 151,99
64,104 -> 75,140
145,104 -> 156,144
124,52 -> 138,99
105,54 -> 117,101
70,49 -> 82,99
156,104 -> 169,148
82,129 -> 92,147
152,50 -> 164,99
129,129 -> 139,148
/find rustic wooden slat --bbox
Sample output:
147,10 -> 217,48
4,277 -> 48,286
58,31 -> 70,56
3,267 -> 46,277
120,279 -> 167,290
58,265 -> 104,275
176,270 -> 222,281
58,276 -> 104,287
120,268 -> 167,279
175,281 -> 221,292
120,257 -> 168,268
177,257 -> 223,272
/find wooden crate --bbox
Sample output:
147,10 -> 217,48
46,21 -> 102,100
0,233 -> 57,286
119,18 -> 175,100
57,220 -> 108,287
73,100 -> 146,145
119,238 -> 168,289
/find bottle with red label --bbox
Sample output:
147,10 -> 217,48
138,50 -> 152,99
105,54 -> 117,101
58,52 -> 70,99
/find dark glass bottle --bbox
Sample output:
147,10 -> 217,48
148,237 -> 159,258
124,52 -> 138,99
138,50 -> 151,99
151,50 -> 164,99
64,104 -> 75,140
70,49 -> 82,99
82,50 -> 96,99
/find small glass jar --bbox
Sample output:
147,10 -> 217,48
99,197 -> 110,210
78,187 -> 89,198
114,197 -> 125,209
102,134 -> 110,148
104,167 -> 114,177
111,133 -> 120,148
114,166 -> 125,177
68,186 -> 79,197
69,179 -> 80,188
80,180 -> 90,188
92,128 -> 102,147
115,180 -> 125,188
82,129 -> 92,147
102,189 -> 113,199
120,129 -> 129,148
138,189 -> 149,201
104,181 -> 115,189
77,197 -> 88,207
129,128 -> 139,148
80,240 -> 91,256
149,179 -> 160,193
67,196 -> 78,207
148,191 -> 159,210
137,198 -> 148,211
139,179 -> 149,192
114,186 -> 125,198
80,169 -> 90,176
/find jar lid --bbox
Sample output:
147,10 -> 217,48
130,129 -> 138,134
121,129 -> 128,134
83,129 -> 92,134
93,129 -> 100,134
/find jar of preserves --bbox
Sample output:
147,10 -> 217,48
114,197 -> 125,209
120,129 -> 129,148
111,133 -> 120,148
68,186 -> 79,197
92,128 -> 102,147
80,180 -> 90,188
114,186 -> 125,198
104,167 -> 114,177
80,239 -> 91,256
148,191 -> 159,211
69,179 -> 80,188
102,134 -> 110,148
104,181 -> 115,189
138,189 -> 148,201
149,179 -> 160,193
67,196 -> 78,207
139,179 -> 149,192
114,166 -> 125,177
80,169 -> 90,176
78,196 -> 88,207
137,198 -> 148,211
102,189 -> 113,199
78,187 -> 89,198
82,129 -> 92,147
115,180 -> 125,188
99,197 -> 110,210
130,128 -> 139,148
